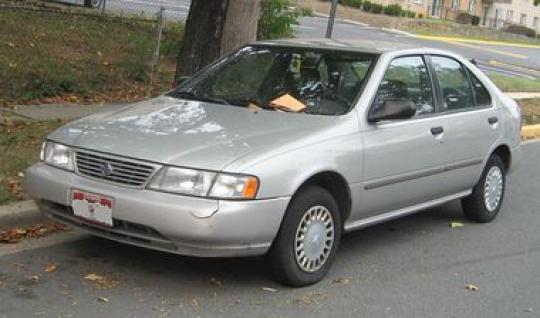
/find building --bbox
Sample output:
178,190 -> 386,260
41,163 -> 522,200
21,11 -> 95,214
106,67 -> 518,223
429,0 -> 483,19
481,0 -> 540,30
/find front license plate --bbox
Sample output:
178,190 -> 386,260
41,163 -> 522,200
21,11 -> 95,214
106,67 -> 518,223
71,189 -> 114,227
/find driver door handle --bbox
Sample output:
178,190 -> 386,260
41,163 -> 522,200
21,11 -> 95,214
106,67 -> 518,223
488,116 -> 498,124
431,126 -> 444,135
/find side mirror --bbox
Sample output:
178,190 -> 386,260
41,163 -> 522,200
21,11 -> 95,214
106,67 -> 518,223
368,99 -> 416,123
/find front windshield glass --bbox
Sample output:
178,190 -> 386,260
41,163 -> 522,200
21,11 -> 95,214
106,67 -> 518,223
169,45 -> 377,116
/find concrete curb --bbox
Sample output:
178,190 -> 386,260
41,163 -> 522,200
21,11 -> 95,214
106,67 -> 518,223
522,124 -> 540,141
0,200 -> 46,230
506,92 -> 540,100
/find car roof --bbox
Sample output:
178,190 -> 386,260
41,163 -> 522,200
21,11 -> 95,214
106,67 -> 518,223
253,38 -> 440,55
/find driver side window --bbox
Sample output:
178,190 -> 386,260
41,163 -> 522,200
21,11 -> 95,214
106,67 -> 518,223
374,56 -> 434,117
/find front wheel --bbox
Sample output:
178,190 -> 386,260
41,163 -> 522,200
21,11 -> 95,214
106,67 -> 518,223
461,154 -> 506,223
267,186 -> 341,286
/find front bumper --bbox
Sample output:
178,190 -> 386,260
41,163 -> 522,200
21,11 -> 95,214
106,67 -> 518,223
24,163 -> 290,257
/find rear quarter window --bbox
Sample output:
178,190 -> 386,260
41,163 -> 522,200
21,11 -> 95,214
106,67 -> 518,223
468,70 -> 492,107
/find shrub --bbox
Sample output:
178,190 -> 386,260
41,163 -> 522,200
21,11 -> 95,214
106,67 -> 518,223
403,10 -> 416,18
456,12 -> 473,24
257,0 -> 308,40
342,0 -> 363,8
362,0 -> 373,11
383,4 -> 402,16
503,24 -> 537,38
471,15 -> 480,25
418,13 -> 424,19
371,3 -> 383,14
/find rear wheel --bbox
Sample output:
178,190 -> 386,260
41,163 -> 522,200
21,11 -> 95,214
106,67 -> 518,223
267,186 -> 341,287
461,154 -> 506,223
84,0 -> 101,8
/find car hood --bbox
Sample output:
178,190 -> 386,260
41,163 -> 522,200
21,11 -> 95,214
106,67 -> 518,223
48,96 -> 344,171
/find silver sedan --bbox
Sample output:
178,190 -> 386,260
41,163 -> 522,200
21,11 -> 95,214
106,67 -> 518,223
24,39 -> 522,286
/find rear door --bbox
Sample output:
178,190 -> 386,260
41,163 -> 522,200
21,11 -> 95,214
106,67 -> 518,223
428,56 -> 500,193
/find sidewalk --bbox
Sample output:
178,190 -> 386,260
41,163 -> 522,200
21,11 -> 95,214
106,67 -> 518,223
4,103 -> 127,121
2,92 -> 539,121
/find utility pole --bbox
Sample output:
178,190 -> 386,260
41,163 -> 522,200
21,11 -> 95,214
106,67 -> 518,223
325,0 -> 338,38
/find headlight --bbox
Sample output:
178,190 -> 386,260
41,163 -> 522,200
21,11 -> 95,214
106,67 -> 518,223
41,141 -> 74,171
208,174 -> 259,199
148,167 -> 259,199
147,167 -> 216,197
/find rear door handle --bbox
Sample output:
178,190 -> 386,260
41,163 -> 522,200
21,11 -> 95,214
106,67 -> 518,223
488,117 -> 498,124
431,126 -> 444,135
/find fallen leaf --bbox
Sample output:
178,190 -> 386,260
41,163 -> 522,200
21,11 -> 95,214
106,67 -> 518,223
331,277 -> 350,285
209,277 -> 222,287
0,223 -> 68,244
84,273 -> 104,282
465,284 -> 479,291
262,287 -> 278,292
97,297 -> 109,302
44,263 -> 57,273
83,273 -> 119,289
294,292 -> 325,305
67,96 -> 78,103
450,222 -> 464,228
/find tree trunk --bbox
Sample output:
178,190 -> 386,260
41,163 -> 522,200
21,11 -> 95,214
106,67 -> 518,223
220,0 -> 261,55
175,0 -> 260,81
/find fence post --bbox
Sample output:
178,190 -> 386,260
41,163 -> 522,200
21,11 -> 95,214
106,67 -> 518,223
148,7 -> 165,97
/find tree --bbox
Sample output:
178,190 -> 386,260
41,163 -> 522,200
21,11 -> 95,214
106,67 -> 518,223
257,0 -> 309,40
175,0 -> 261,80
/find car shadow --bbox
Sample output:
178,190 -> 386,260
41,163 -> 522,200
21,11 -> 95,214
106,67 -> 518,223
62,200 -> 465,288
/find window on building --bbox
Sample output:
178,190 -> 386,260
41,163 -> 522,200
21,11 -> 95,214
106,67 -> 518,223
520,13 -> 527,25
534,17 -> 539,28
468,0 -> 476,14
506,10 -> 513,23
451,0 -> 459,10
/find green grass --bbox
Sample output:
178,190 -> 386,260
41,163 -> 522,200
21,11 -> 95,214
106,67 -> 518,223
0,6 -> 183,104
487,73 -> 540,92
519,98 -> 540,125
403,21 -> 540,46
0,118 -> 64,204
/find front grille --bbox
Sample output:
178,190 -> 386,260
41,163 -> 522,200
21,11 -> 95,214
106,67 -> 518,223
75,151 -> 155,187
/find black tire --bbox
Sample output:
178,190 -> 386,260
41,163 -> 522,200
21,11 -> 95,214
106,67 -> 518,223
461,154 -> 506,223
267,186 -> 341,287
84,0 -> 99,8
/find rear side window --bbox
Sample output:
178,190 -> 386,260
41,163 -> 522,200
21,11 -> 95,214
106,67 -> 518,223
468,71 -> 492,107
431,56 -> 474,111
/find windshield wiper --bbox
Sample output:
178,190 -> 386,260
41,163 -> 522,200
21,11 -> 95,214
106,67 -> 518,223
224,97 -> 276,110
168,90 -> 231,105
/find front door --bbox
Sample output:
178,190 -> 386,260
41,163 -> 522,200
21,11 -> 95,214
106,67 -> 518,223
359,55 -> 451,216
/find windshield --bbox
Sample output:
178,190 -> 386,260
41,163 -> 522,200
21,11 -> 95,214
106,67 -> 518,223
169,45 -> 377,116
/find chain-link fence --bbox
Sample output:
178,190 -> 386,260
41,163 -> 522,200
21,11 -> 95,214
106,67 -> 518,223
0,0 -> 185,107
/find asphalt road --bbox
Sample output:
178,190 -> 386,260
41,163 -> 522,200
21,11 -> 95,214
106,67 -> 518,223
66,0 -> 540,79
1,140 -> 539,318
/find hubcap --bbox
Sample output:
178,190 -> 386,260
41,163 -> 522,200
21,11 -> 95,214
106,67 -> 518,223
484,166 -> 503,212
294,206 -> 334,273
